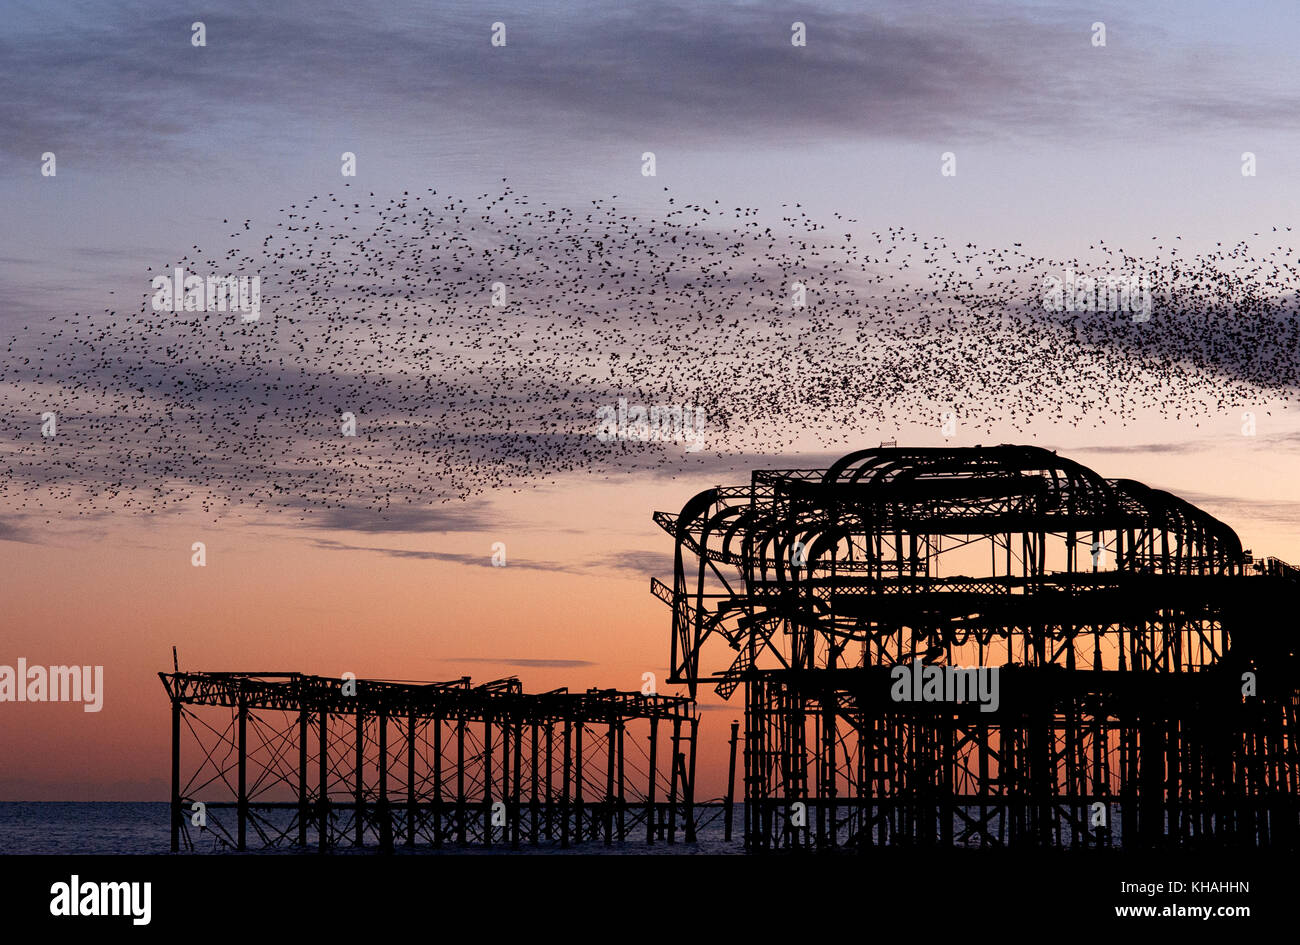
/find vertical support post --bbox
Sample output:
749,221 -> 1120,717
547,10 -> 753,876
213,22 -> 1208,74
170,697 -> 181,853
530,721 -> 540,845
545,722 -> 554,842
617,719 -> 626,842
574,721 -> 584,843
647,716 -> 659,844
745,682 -> 756,850
237,698 -> 248,851
1141,715 -> 1165,848
814,708 -> 825,846
605,717 -> 617,845
378,710 -> 391,853
318,709 -> 329,852
512,719 -> 523,849
725,719 -> 739,842
433,715 -> 444,848
825,695 -> 837,849
298,706 -> 309,847
685,716 -> 699,843
941,708 -> 954,849
456,717 -> 466,844
668,716 -> 681,844
561,720 -> 572,848
406,710 -> 416,847
483,712 -> 493,847
1007,534 -> 1015,664
857,710 -> 868,848
354,712 -> 365,847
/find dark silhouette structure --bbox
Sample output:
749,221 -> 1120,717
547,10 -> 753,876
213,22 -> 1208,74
160,672 -> 700,851
653,445 -> 1300,850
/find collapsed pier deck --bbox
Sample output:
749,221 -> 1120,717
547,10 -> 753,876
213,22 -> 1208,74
161,672 -> 702,852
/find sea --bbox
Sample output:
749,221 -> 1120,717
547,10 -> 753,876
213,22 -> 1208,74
0,802 -> 747,855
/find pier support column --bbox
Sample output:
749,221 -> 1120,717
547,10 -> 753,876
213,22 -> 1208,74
237,700 -> 248,851
647,716 -> 659,844
170,698 -> 181,853
298,706 -> 308,847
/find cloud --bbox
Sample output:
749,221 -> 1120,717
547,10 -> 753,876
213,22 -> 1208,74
1067,430 -> 1300,458
0,518 -> 39,544
1164,491 -> 1300,529
308,538 -> 583,573
4,1 -> 1299,170
644,450 -> 853,480
442,657 -> 596,668
309,538 -> 686,579
1067,441 -> 1206,456
599,550 -> 676,576
301,506 -> 502,534
311,538 -> 683,579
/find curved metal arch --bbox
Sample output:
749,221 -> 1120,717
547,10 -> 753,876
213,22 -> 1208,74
822,444 -> 1127,522
656,445 -> 1250,696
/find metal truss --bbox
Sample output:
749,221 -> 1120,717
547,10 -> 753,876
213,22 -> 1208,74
653,445 -> 1300,850
160,672 -> 703,852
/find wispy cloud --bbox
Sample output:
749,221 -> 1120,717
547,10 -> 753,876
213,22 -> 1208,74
0,517 -> 38,544
309,537 -> 679,577
308,538 -> 582,573
1167,490 -> 1300,528
600,550 -> 675,576
301,506 -> 503,534
442,657 -> 596,668
1068,441 -> 1207,456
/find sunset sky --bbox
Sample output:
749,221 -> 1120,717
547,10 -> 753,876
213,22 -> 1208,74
2,0 -> 1299,801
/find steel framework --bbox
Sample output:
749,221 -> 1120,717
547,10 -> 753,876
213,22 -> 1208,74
160,672 -> 702,852
653,445 -> 1300,850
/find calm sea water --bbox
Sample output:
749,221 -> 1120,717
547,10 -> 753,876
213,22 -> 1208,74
0,802 -> 746,855
0,803 -> 168,855
1,802 -> 1134,854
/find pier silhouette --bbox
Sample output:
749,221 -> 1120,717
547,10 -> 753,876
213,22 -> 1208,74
163,445 -> 1300,852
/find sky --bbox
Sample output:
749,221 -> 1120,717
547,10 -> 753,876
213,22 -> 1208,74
1,0 -> 1299,800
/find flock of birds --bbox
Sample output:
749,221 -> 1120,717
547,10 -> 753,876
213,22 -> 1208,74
1,181 -> 1297,521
